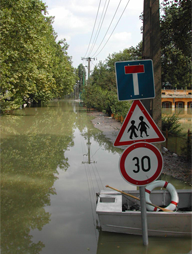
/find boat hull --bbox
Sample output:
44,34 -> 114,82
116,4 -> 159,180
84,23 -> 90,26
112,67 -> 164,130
96,190 -> 192,237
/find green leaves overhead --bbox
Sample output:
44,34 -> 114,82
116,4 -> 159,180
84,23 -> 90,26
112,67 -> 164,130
0,0 -> 75,113
161,0 -> 191,88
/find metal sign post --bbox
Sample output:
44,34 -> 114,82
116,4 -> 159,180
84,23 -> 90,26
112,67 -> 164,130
119,142 -> 163,246
139,186 -> 148,246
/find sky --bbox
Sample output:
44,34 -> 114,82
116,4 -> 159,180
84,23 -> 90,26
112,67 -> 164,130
44,0 -> 144,70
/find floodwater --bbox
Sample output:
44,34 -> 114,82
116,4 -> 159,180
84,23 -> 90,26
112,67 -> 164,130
162,108 -> 192,155
0,100 -> 191,254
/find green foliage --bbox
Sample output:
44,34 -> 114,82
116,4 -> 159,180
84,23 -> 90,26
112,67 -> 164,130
0,0 -> 75,113
162,114 -> 183,136
52,39 -> 75,97
76,64 -> 86,93
81,85 -> 110,113
106,42 -> 142,72
161,0 -> 191,88
181,130 -> 192,162
82,43 -> 141,117
110,99 -> 132,119
82,85 -> 131,117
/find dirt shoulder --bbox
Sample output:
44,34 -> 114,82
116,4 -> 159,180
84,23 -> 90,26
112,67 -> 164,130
88,111 -> 192,185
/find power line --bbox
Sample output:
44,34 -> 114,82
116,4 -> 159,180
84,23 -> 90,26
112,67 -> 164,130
90,0 -> 123,57
83,0 -> 102,58
87,0 -> 111,56
91,60 -> 96,69
92,0 -> 131,58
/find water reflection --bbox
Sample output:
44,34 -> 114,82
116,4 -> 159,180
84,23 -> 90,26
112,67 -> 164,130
162,107 -> 192,117
0,100 -> 124,253
162,107 -> 192,155
1,102 -> 76,253
1,100 -> 191,254
97,232 -> 191,254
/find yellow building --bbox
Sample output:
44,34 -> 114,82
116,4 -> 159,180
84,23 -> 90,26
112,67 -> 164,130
161,89 -> 192,111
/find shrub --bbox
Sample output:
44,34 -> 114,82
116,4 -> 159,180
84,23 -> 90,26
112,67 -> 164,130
81,86 -> 131,117
162,114 -> 183,136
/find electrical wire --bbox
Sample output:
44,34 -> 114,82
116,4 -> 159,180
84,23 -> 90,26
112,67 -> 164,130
92,0 -> 131,58
90,61 -> 96,69
90,0 -> 123,57
83,0 -> 102,58
87,0 -> 111,57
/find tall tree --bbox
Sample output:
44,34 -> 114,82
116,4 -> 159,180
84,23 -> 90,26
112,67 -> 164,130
77,64 -> 86,92
161,0 -> 191,88
52,39 -> 75,98
91,42 -> 142,91
0,0 -> 75,112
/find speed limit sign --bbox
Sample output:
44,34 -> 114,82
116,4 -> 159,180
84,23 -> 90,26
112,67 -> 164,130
119,142 -> 163,186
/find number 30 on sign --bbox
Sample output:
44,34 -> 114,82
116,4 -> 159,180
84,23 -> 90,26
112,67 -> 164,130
119,142 -> 163,186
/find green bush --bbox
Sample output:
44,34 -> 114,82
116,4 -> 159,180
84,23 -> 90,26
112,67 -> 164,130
162,114 -> 183,136
181,130 -> 192,162
81,85 -> 131,117
110,99 -> 131,118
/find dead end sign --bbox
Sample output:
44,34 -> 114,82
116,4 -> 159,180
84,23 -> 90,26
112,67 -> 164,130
115,59 -> 155,101
114,100 -> 165,147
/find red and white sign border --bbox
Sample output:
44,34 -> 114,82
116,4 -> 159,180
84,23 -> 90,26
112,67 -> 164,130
114,100 -> 165,147
119,142 -> 163,186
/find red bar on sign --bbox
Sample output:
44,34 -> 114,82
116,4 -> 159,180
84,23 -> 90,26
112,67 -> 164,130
124,65 -> 144,74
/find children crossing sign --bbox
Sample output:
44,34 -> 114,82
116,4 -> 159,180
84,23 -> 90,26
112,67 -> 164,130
114,100 -> 165,147
115,60 -> 155,101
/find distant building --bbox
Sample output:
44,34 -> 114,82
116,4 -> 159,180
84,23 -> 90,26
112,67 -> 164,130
161,89 -> 192,111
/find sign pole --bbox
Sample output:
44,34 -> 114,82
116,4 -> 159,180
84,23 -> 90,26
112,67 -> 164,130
119,142 -> 163,246
139,186 -> 148,246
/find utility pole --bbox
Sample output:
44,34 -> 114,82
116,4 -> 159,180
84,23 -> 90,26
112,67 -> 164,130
142,0 -> 162,135
82,129 -> 96,165
81,57 -> 95,79
139,0 -> 162,247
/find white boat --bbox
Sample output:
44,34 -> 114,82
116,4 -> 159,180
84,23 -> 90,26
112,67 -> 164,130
96,188 -> 192,237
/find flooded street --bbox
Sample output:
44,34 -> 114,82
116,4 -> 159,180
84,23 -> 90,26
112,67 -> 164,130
1,99 -> 191,254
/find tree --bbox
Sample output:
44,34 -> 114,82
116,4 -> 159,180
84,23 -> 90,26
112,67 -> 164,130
77,64 -> 86,93
91,61 -> 116,92
82,43 -> 141,115
91,42 -> 142,91
52,39 -> 76,98
106,42 -> 142,72
0,0 -> 75,112
161,0 -> 191,88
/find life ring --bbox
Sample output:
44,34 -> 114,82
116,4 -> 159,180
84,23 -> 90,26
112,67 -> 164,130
145,180 -> 179,211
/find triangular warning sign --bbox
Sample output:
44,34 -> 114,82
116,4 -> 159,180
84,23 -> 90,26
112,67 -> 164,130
114,100 -> 165,147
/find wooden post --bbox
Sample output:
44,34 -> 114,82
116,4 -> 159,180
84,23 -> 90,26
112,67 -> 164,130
187,129 -> 191,161
142,0 -> 162,151
139,0 -> 161,246
166,128 -> 168,148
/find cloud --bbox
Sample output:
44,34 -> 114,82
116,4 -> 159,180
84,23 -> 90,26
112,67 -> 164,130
68,1 -> 97,15
45,0 -> 143,67
90,32 -> 132,57
126,0 -> 144,16
49,7 -> 87,30
111,31 -> 131,42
